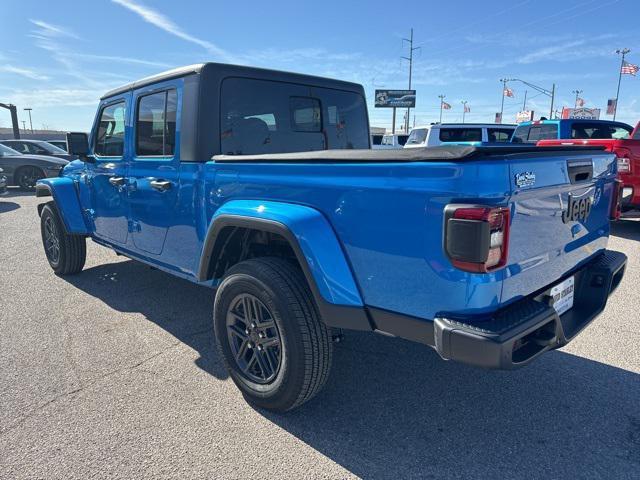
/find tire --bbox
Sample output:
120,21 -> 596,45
214,257 -> 333,412
40,202 -> 86,275
16,166 -> 45,191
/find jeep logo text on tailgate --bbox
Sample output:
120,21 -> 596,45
562,195 -> 593,223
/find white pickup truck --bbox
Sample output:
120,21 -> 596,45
404,123 -> 516,148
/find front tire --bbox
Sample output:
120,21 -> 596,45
214,257 -> 333,412
16,166 -> 44,190
40,202 -> 86,275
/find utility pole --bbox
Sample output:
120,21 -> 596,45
613,48 -> 630,120
401,28 -> 420,133
549,83 -> 555,119
522,90 -> 528,111
0,103 -> 20,139
461,100 -> 468,123
21,120 -> 26,131
438,94 -> 446,123
572,89 -> 583,108
24,107 -> 33,133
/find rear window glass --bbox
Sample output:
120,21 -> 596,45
398,135 -> 408,146
220,78 -> 368,155
406,128 -> 428,145
487,128 -> 514,142
136,89 -> 177,156
527,124 -> 558,142
439,128 -> 482,142
571,122 -> 632,140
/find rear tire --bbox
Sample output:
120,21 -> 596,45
213,257 -> 332,412
40,202 -> 86,275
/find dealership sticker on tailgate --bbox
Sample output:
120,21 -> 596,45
550,276 -> 575,315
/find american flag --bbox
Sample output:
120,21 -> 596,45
607,98 -> 617,115
503,87 -> 514,97
464,104 -> 471,113
621,61 -> 639,76
576,97 -> 585,107
442,101 -> 452,110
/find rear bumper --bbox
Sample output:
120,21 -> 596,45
432,250 -> 626,369
367,249 -> 626,370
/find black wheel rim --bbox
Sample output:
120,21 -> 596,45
226,293 -> 282,384
44,216 -> 60,264
19,167 -> 40,189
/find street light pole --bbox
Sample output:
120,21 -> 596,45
24,108 -> 33,133
499,78 -> 508,123
549,83 -> 555,119
461,100 -> 468,123
613,48 -> 630,120
438,94 -> 445,123
572,89 -> 583,108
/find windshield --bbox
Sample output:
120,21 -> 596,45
0,143 -> 21,156
40,142 -> 69,154
406,128 -> 428,145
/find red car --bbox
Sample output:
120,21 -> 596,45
538,122 -> 640,218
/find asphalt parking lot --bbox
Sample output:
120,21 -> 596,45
1,189 -> 639,479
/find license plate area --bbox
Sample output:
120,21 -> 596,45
549,276 -> 575,315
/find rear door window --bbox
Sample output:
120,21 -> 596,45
571,122 -> 632,140
397,135 -> 409,146
220,77 -> 368,155
487,128 -> 514,142
438,128 -> 482,142
95,101 -> 127,157
136,89 -> 177,156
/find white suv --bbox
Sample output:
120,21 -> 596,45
404,123 -> 516,148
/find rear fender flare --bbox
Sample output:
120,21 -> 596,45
36,177 -> 89,235
198,200 -> 371,331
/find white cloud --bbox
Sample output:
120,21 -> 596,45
0,65 -> 50,81
3,88 -> 102,108
111,0 -> 229,59
74,53 -> 172,68
29,19 -> 79,39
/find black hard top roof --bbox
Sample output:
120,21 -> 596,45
101,62 -> 365,100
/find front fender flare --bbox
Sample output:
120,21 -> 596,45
36,178 -> 90,235
198,200 -> 371,331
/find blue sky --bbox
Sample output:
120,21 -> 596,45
0,0 -> 639,131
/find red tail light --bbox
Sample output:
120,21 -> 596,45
610,179 -> 623,220
444,205 -> 510,273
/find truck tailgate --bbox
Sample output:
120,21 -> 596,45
501,151 -> 616,305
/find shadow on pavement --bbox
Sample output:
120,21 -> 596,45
610,220 -> 640,242
0,201 -> 20,213
64,258 -> 639,478
63,259 -> 229,380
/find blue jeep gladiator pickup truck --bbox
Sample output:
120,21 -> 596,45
36,63 -> 627,412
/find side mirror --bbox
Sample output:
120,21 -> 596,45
66,132 -> 93,162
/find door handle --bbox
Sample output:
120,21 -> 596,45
149,179 -> 172,191
108,176 -> 125,187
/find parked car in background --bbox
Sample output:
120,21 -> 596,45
46,139 -> 69,152
538,121 -> 640,218
36,62 -> 625,413
0,143 -> 68,190
0,168 -> 7,195
404,123 -> 516,148
512,119 -> 633,144
374,133 -> 409,149
0,139 -> 75,161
